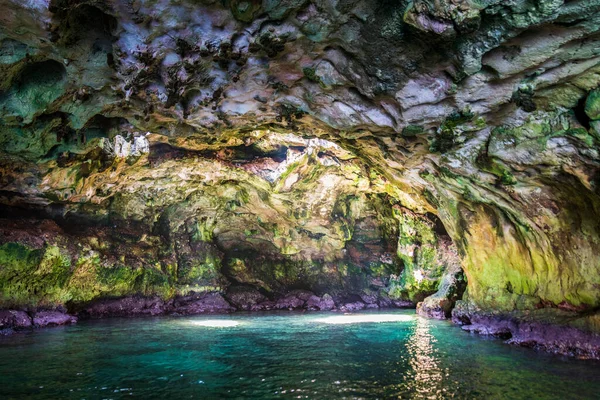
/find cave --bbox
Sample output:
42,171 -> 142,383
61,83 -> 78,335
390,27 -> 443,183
1,0 -> 600,398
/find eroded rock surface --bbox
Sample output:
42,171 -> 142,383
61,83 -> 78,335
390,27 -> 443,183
32,310 -> 77,327
453,299 -> 600,359
417,261 -> 466,319
1,0 -> 600,355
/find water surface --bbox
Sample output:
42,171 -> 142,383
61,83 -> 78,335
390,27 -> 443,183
1,310 -> 599,399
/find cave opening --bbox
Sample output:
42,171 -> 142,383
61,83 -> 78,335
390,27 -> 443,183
1,0 -> 600,397
0,124 -> 463,317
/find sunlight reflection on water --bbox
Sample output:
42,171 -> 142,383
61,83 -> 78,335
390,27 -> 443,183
2,311 -> 599,399
187,320 -> 241,327
313,314 -> 414,324
402,317 -> 447,398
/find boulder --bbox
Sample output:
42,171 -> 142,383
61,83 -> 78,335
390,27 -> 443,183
173,293 -> 235,315
274,293 -> 306,309
392,300 -> 414,308
306,293 -> 335,311
417,266 -> 467,319
33,311 -> 77,327
80,296 -> 166,318
377,293 -> 393,308
0,310 -> 32,330
339,301 -> 365,312
359,291 -> 379,307
225,286 -> 267,310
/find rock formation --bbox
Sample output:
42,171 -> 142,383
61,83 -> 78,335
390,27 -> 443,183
1,0 -> 599,357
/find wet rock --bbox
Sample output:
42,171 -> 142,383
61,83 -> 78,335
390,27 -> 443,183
0,310 -> 32,330
392,300 -> 414,308
80,296 -> 166,318
32,311 -> 77,327
339,301 -> 365,312
318,294 -> 336,311
461,323 -> 512,339
273,297 -> 304,310
451,298 -> 475,326
172,293 -> 235,315
377,294 -> 393,309
225,285 -> 266,310
305,295 -> 322,310
506,323 -> 600,359
287,290 -> 315,302
452,300 -> 600,359
417,265 -> 467,319
251,300 -> 276,311
306,293 -> 335,311
274,290 -> 315,310
359,291 -> 379,308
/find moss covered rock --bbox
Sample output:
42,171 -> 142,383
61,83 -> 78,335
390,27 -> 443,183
585,89 -> 600,121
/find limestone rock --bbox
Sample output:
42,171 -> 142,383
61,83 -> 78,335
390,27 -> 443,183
306,293 -> 335,311
339,301 -> 365,312
274,290 -> 315,310
172,293 -> 235,315
32,311 -> 77,327
0,0 -> 600,357
585,89 -> 600,120
81,297 -> 167,318
225,286 -> 266,311
0,310 -> 32,331
417,264 -> 467,319
104,134 -> 150,159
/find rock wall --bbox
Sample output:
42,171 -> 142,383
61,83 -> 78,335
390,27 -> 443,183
1,0 -> 600,355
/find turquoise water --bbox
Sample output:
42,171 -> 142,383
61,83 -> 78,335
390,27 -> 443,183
1,310 -> 599,399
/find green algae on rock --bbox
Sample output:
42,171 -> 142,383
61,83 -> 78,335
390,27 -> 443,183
0,0 -> 600,357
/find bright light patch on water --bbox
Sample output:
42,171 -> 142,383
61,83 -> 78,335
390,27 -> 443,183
314,314 -> 413,324
188,320 -> 240,327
